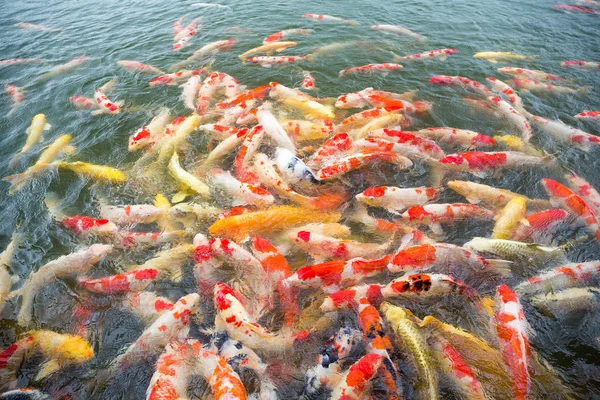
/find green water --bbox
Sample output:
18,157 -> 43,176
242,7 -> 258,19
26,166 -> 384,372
1,0 -> 599,398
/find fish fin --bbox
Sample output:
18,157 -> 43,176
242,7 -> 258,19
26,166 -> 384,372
465,196 -> 481,205
263,64 -> 272,68
488,59 -> 498,64
172,190 -> 191,204
430,163 -> 446,187
62,145 -> 77,155
25,126 -> 32,136
471,170 -> 491,179
428,222 -> 443,235
4,171 -> 33,195
438,55 -> 448,61
484,259 -> 512,277
91,110 -> 104,116
519,218 -> 530,227
558,235 -> 588,251
35,359 -> 61,381
170,269 -> 184,283
43,123 -> 52,131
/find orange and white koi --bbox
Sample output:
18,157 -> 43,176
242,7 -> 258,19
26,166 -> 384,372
196,71 -> 240,114
336,108 -> 392,132
307,132 -> 354,169
216,85 -> 271,109
195,345 -> 248,400
560,60 -> 600,70
439,151 -> 546,178
0,331 -> 93,388
180,75 -> 201,111
94,83 -> 120,114
396,48 -> 458,61
574,110 -> 600,122
542,178 -> 600,240
78,268 -> 158,294
60,216 -> 119,237
264,28 -> 314,44
317,151 -> 412,180
201,123 -> 243,139
498,67 -> 567,82
354,137 -> 435,164
232,125 -> 263,183
367,129 -> 446,159
149,69 -> 206,86
511,208 -> 571,243
128,244 -> 194,282
416,127 -> 496,148
247,55 -> 309,67
430,75 -> 491,97
339,63 -> 402,77
117,60 -> 163,74
119,292 -> 174,324
192,233 -> 223,296
371,24 -> 425,41
146,339 -> 201,400
494,284 -> 531,400
10,244 -> 113,327
210,168 -> 274,207
516,261 -> 600,295
530,115 -> 600,150
301,71 -> 316,90
304,327 -> 360,396
99,204 -> 162,225
38,56 -> 89,81
364,94 -> 430,114
511,78 -> 588,95
170,39 -> 237,71
69,96 -> 98,110
173,19 -> 199,51
200,127 -> 249,170
4,85 -> 24,114
218,100 -> 256,126
401,204 -> 494,234
485,77 -> 528,115
566,173 -> 600,215
302,14 -> 358,25
128,108 -> 171,151
282,254 -> 391,293
281,119 -> 334,141
357,186 -> 438,214
239,41 -> 298,62
488,96 -> 533,140
330,353 -> 382,399
335,87 -> 413,109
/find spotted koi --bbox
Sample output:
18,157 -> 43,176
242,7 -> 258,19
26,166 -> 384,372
560,60 -> 600,70
530,114 -> 600,150
365,129 -> 446,160
128,108 -> 171,151
498,67 -> 567,82
317,151 -> 412,180
430,75 -> 491,97
566,173 -> 600,215
485,77 -> 528,115
439,151 -> 546,178
356,186 -> 438,214
307,132 -> 354,169
401,204 -> 494,234
149,69 -> 206,86
210,168 -> 274,207
263,28 -> 314,44
574,110 -> 600,122
396,48 -> 458,61
511,78 -> 589,95
339,63 -> 402,77
416,127 -> 496,148
147,339 -> 201,400
247,55 -> 309,67
516,261 -> 600,295
79,269 -> 159,294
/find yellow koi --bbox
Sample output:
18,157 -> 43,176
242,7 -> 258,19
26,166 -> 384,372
492,196 -> 527,239
473,52 -> 535,64
9,114 -> 51,168
56,161 -> 126,183
168,152 -> 210,197
494,135 -> 545,157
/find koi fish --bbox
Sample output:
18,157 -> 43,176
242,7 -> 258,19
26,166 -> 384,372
485,77 -> 528,115
99,204 -> 161,225
194,344 -> 247,400
69,96 -> 98,110
210,169 -> 274,207
553,4 -> 600,13
317,151 -> 412,180
170,40 -> 237,71
330,353 -> 382,399
463,237 -> 568,266
274,147 -> 321,188
492,196 -> 527,240
196,71 -> 240,114
396,48 -> 458,61
0,233 -> 20,314
4,134 -> 73,194
149,69 -> 206,86
15,22 -> 62,32
530,287 -> 600,318
516,261 -> 600,295
401,204 -> 494,234
78,269 -> 158,294
264,28 -> 313,44
216,85 -> 271,109
511,208 -> 571,243
566,173 -> 600,215
94,84 -> 121,115
447,180 -> 550,210
541,178 -> 600,240
239,41 -> 297,62
494,284 -> 531,400
169,151 -> 210,197
200,127 -> 250,171
181,75 -> 201,111
281,119 -> 334,141
4,84 -> 24,115
0,58 -> 46,66
339,63 -> 402,77
37,56 -> 89,81
209,205 -> 341,242
366,130 -> 445,160
56,161 -> 126,183
356,186 -> 438,214
530,115 -> 600,150
10,244 -> 113,327
247,55 -> 310,68
430,75 -> 491,97
302,14 -> 358,25
128,108 -> 171,151
117,60 -> 163,74
301,70 -> 316,90
190,2 -> 232,9
574,110 -> 600,122
415,127 -> 496,148
118,231 -> 185,249
511,78 -> 589,95
473,52 -> 535,63
438,151 -> 547,178
560,60 -> 600,70
60,216 -> 119,237
0,331 -> 92,388
256,104 -> 297,151
307,132 -> 354,169
493,134 -> 544,156
498,67 -> 567,82
371,24 -> 426,41
129,244 -> 194,282
8,114 -> 51,168
488,96 -> 532,141
173,19 -> 199,51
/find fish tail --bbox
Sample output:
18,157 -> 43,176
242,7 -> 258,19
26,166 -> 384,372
578,86 -> 592,94
484,259 -> 513,277
44,192 -> 66,221
3,170 -> 33,195
306,53 -> 315,62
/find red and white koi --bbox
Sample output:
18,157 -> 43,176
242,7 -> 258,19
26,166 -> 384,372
192,233 -> 223,296
356,186 -> 438,214
367,129 -> 446,159
264,28 -> 314,44
301,71 -> 316,90
339,63 -> 402,77
94,83 -> 120,115
69,96 -> 98,110
371,24 -> 426,41
4,85 -> 24,114
494,284 -> 531,400
196,71 -> 240,114
541,178 -> 600,240
0,58 -> 46,66
302,14 -> 358,25
530,115 -> 600,150
331,353 -> 382,399
396,48 -> 458,61
38,56 -> 89,81
438,151 -> 546,178
117,60 -> 163,74
173,19 -> 200,51
574,110 -> 600,122
317,151 -> 412,180
511,209 -> 571,243
99,204 -> 162,225
336,108 -> 392,132
488,96 -> 533,141
128,244 -> 194,282
566,173 -> 600,215
114,293 -> 199,369
128,108 -> 171,151
210,169 -> 274,207
354,137 -> 436,164
122,292 -> 175,324
179,75 -> 200,111
195,345 -> 248,400
232,125 -> 263,183
335,87 -> 413,109
516,261 -> 600,295
170,39 -> 237,70
247,55 -> 309,67
256,104 -> 296,151
216,85 -> 271,109
560,60 -> 600,70
511,78 -> 588,95
416,127 -> 496,148
10,244 -> 113,327
430,75 -> 491,97
553,4 -> 600,13
498,67 -> 567,82
364,94 -> 430,114
401,204 -> 494,234
485,77 -> 528,115
61,216 -> 119,236
118,231 -> 185,249
149,69 -> 206,86
79,269 -> 158,294
200,127 -> 250,170
201,124 -> 243,140
307,132 -> 354,169
282,254 -> 391,293
281,119 -> 334,142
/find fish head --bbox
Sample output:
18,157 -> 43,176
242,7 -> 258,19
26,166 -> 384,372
356,186 -> 387,206
59,335 -> 94,363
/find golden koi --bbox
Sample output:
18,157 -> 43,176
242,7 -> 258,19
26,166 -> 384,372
9,114 -> 51,168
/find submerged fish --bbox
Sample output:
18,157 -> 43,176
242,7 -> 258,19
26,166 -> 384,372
473,52 -> 535,63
